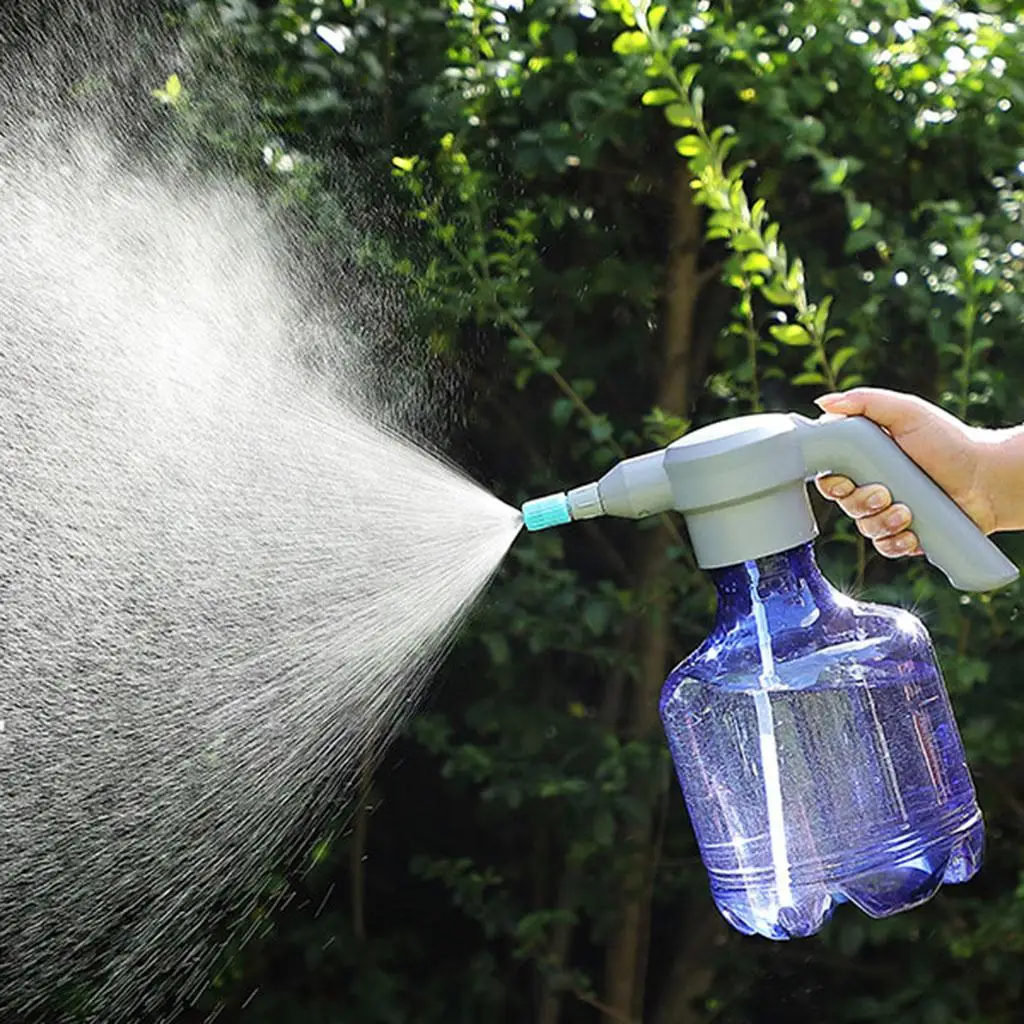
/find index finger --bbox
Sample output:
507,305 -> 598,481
815,474 -> 855,500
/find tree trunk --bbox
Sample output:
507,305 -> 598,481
536,865 -> 579,1024
602,164 -> 703,1021
650,904 -> 729,1024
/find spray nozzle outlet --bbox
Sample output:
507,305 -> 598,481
521,492 -> 572,532
522,450 -> 675,532
520,411 -> 1019,593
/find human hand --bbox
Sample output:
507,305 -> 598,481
812,388 -> 1003,558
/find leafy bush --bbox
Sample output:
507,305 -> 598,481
53,1 -> 1024,1021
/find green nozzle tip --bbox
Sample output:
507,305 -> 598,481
522,493 -> 571,532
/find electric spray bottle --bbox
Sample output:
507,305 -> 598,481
521,411 -> 1019,939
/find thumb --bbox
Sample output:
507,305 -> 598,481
815,387 -> 937,436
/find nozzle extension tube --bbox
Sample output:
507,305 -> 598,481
521,451 -> 675,532
597,451 -> 674,520
794,413 -> 1019,593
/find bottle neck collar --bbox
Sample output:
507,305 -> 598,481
708,542 -> 835,620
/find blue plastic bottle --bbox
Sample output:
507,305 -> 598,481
522,410 -> 1018,938
660,541 -> 984,939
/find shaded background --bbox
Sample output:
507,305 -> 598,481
13,1 -> 1024,1021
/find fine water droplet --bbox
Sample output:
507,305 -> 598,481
0,10 -> 521,1015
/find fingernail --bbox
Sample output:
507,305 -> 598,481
825,479 -> 854,499
885,508 -> 908,530
816,393 -> 853,412
893,534 -> 916,552
867,491 -> 888,511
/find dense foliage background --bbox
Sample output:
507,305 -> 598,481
31,0 -> 1024,1021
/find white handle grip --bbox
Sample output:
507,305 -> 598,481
795,414 -> 1019,592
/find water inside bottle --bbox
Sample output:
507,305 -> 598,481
660,543 -> 984,940
662,660 -> 984,939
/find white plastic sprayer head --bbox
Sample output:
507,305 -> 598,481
519,412 -> 1018,593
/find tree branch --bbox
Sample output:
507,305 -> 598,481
603,161 -> 702,1022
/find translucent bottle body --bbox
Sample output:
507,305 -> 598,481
660,542 -> 983,939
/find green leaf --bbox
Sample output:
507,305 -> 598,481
760,281 -> 795,306
606,0 -> 636,26
664,103 -> 694,127
584,601 -> 610,636
551,398 -> 575,427
819,155 -> 850,188
680,65 -> 700,92
152,72 -> 184,106
844,228 -> 878,254
791,371 -> 826,386
391,155 -> 418,173
612,31 -> 648,55
648,5 -> 668,32
690,83 -> 705,121
708,211 -> 740,231
727,178 -> 745,213
741,252 -> 772,274
813,294 -> 834,336
769,323 -> 812,346
796,115 -> 825,146
570,377 -> 596,400
732,231 -> 763,252
785,258 -> 805,294
849,199 -> 874,230
550,25 -> 576,58
830,345 -> 858,378
674,135 -> 702,158
641,87 -> 676,106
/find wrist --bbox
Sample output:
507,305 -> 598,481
983,426 -> 1024,533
